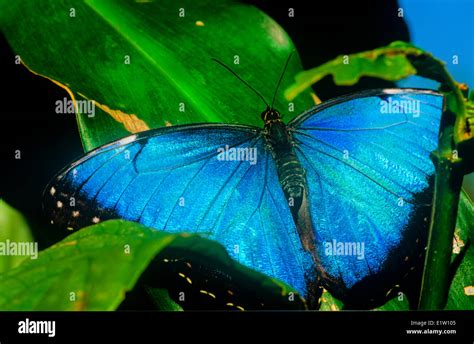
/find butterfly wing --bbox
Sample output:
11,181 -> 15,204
44,124 -> 313,295
289,89 -> 443,305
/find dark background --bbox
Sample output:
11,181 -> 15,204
0,0 -> 425,249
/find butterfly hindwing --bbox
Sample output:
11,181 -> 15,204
44,124 -> 313,295
289,89 -> 443,305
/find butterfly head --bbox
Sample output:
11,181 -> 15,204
212,52 -> 294,127
261,107 -> 282,124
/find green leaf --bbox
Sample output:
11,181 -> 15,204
1,0 -> 313,151
0,200 -> 35,273
285,41 -> 424,101
376,293 -> 410,311
319,288 -> 343,311
320,289 -> 411,311
445,190 -> 474,310
0,220 -> 175,310
145,287 -> 183,311
0,219 -> 304,310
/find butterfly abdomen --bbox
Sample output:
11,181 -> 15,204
264,120 -> 320,259
265,122 -> 307,215
275,150 -> 306,210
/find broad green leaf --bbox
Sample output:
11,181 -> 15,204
0,200 -> 35,273
1,0 -> 313,151
445,190 -> 474,310
0,219 -> 304,310
0,220 -> 175,310
285,41 -> 424,101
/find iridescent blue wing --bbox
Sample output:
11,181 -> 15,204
289,89 -> 443,305
44,124 -> 313,295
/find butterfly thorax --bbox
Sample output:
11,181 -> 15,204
261,107 -> 288,145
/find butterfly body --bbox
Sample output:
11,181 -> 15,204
261,107 -> 316,254
44,89 -> 443,307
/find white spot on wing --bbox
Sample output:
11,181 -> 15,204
120,135 -> 137,146
382,89 -> 403,95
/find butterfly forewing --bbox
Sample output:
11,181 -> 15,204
44,124 -> 313,295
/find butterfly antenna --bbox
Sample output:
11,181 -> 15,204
271,50 -> 295,109
211,58 -> 270,108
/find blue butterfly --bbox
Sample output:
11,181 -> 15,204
44,86 -> 442,307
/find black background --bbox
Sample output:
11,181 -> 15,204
1,310 -> 473,343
